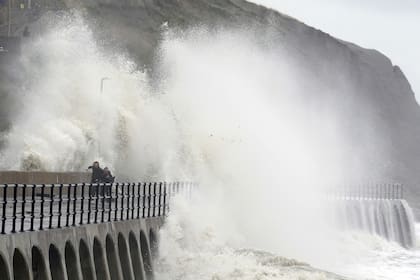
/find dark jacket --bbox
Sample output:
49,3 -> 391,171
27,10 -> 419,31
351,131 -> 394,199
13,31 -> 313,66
103,171 -> 115,183
88,166 -> 104,183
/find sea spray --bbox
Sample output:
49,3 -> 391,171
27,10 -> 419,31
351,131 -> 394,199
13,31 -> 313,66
155,195 -> 347,280
0,13 -> 183,181
0,12 -> 406,279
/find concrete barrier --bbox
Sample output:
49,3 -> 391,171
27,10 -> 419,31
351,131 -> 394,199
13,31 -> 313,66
0,171 -> 91,184
0,216 -> 162,280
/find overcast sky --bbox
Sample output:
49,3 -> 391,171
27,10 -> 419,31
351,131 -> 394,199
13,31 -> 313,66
251,0 -> 420,101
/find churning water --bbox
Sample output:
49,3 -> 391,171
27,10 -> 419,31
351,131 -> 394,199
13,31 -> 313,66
154,195 -> 420,280
0,13 -> 418,280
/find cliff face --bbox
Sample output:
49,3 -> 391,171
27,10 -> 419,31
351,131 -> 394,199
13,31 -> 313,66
73,0 -> 420,215
1,0 -> 420,214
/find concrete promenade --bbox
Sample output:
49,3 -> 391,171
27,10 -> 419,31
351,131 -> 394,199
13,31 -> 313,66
0,181 -> 194,280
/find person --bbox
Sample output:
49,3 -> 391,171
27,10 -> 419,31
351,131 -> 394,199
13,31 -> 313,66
88,161 -> 103,183
102,167 -> 115,198
102,167 -> 115,183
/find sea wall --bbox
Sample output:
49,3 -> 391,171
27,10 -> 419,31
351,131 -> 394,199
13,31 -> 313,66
0,171 -> 90,184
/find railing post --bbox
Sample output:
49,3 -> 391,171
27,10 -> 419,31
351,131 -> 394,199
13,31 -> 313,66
72,183 -> 77,226
11,184 -> 18,233
88,183 -> 92,224
114,183 -> 119,221
49,184 -> 55,229
395,184 -> 398,199
80,183 -> 85,225
101,184 -> 106,223
378,184 -> 381,199
383,184 -> 387,199
152,183 -> 157,217
147,183 -> 152,218
30,185 -> 36,231
1,185 -> 7,234
389,184 -> 393,200
142,183 -> 147,218
163,182 -> 167,216
383,184 -> 386,199
108,183 -> 113,222
57,184 -> 63,228
167,182 -> 172,211
94,184 -> 99,224
66,184 -> 71,227
158,182 -> 162,216
120,183 -> 125,221
20,184 -> 27,232
126,183 -> 131,220
394,184 -> 397,199
39,184 -> 45,231
137,183 -> 141,219
131,183 -> 135,219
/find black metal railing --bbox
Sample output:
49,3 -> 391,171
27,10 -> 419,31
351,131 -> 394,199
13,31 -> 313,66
0,182 -> 195,235
328,183 -> 404,200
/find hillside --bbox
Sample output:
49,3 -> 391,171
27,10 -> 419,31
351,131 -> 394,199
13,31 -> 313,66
1,0 -> 420,215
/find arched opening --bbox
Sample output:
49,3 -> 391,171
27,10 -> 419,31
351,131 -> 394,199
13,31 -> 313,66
13,249 -> 30,280
118,233 -> 134,280
65,242 -> 80,280
32,246 -> 48,280
140,231 -> 153,279
149,229 -> 158,260
79,239 -> 95,280
0,253 -> 10,280
93,238 -> 109,280
106,235 -> 122,280
129,232 -> 144,280
49,244 -> 66,280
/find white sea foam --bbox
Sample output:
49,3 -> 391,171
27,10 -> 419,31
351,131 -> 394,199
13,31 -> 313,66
334,224 -> 420,280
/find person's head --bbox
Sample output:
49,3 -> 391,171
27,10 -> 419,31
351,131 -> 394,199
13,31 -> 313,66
104,167 -> 110,174
93,161 -> 99,168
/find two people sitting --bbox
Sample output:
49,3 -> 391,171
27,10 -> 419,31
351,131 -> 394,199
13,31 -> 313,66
88,161 -> 115,184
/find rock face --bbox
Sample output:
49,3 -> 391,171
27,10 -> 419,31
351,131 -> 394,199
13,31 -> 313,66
1,0 -> 420,215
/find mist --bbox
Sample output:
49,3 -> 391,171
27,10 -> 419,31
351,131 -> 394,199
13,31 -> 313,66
0,12 -> 396,278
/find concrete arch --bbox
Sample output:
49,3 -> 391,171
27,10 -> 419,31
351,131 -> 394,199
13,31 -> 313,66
79,239 -> 95,280
0,253 -> 10,280
129,231 -> 145,280
49,244 -> 66,280
65,242 -> 81,280
140,231 -> 153,279
118,233 -> 134,280
149,229 -> 158,260
32,246 -> 48,280
13,249 -> 30,280
93,238 -> 109,280
105,235 -> 122,280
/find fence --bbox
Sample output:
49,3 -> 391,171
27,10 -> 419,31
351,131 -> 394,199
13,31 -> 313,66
328,183 -> 404,200
0,182 -> 195,235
